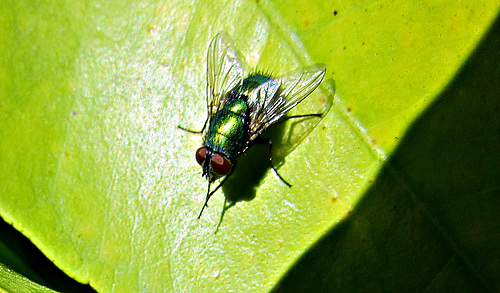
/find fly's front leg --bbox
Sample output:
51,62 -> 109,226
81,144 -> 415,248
197,174 -> 231,219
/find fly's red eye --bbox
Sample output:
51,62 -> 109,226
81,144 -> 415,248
210,153 -> 232,175
195,147 -> 207,166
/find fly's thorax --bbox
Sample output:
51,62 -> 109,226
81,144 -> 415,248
205,98 -> 249,159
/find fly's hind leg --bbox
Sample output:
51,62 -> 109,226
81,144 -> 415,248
178,126 -> 202,133
282,113 -> 322,121
178,117 -> 209,134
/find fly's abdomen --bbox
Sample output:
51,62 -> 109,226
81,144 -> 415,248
205,99 -> 248,157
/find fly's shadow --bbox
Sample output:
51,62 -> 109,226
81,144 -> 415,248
221,121 -> 288,203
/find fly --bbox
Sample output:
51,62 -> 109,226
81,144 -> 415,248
179,32 -> 327,218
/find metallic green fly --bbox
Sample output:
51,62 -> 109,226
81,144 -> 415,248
180,32 -> 326,218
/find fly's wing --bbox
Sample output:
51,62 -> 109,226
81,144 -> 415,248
206,32 -> 244,118
246,79 -> 281,139
247,64 -> 327,140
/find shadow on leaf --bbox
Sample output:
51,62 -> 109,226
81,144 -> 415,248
273,13 -> 500,293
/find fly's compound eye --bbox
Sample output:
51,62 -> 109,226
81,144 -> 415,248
210,153 -> 232,175
195,147 -> 207,166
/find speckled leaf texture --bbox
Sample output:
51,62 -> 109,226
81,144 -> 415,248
0,0 -> 499,292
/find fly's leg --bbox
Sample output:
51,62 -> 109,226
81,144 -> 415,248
258,113 -> 323,184
178,126 -> 202,133
197,174 -> 230,219
178,117 -> 209,134
282,113 -> 322,121
255,138 -> 292,187
253,113 -> 323,186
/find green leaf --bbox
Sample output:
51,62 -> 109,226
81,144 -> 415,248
0,263 -> 56,293
0,0 -> 498,292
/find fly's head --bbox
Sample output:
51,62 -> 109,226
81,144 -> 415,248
195,147 -> 232,182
